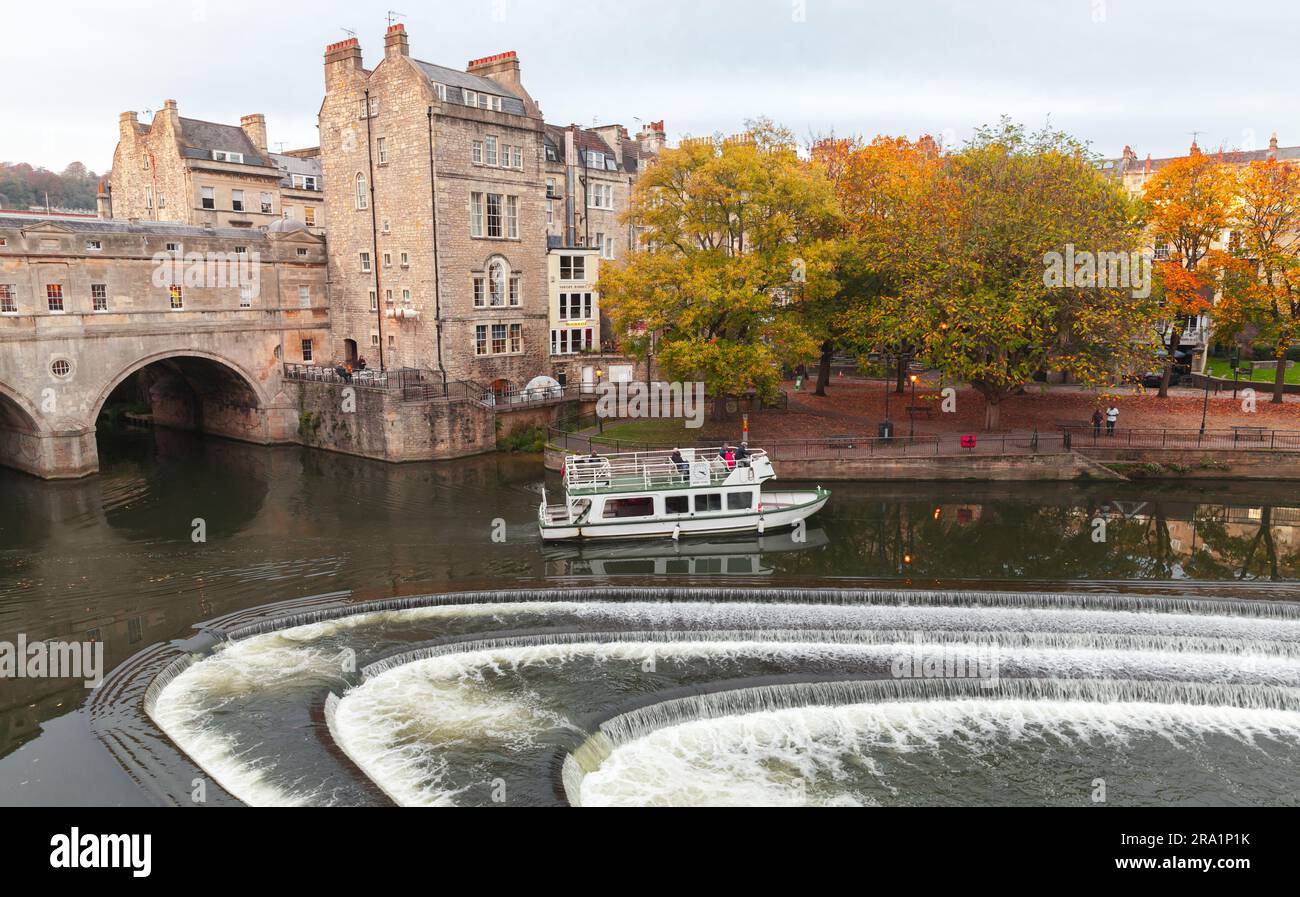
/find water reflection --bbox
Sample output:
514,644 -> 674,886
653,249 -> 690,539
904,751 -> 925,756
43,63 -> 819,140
797,483 -> 1300,582
542,528 -> 830,577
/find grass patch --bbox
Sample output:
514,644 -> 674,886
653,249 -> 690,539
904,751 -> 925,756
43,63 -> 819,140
1206,357 -> 1300,384
590,417 -> 734,447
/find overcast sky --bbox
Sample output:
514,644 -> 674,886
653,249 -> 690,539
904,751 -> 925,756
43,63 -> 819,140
3,0 -> 1297,173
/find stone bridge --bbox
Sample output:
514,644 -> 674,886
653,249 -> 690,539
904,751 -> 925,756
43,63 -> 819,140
0,214 -> 330,478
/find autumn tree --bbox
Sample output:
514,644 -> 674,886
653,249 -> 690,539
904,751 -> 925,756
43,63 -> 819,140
812,135 -> 941,394
1142,146 -> 1237,396
600,120 -> 840,400
856,119 -> 1155,429
1211,158 -> 1300,403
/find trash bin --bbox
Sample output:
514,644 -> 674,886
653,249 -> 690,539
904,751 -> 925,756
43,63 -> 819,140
878,421 -> 894,441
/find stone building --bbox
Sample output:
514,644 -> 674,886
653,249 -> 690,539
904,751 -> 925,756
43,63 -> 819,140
542,121 -> 664,387
110,100 -> 324,234
318,25 -> 665,391
319,26 -> 552,391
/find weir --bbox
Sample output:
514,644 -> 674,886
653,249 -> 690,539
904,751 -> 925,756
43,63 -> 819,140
142,586 -> 1300,807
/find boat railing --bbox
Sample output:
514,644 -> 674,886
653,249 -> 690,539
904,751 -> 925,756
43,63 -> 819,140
564,448 -> 768,494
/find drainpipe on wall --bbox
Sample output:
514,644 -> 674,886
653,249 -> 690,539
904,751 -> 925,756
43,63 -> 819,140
364,88 -> 385,371
427,106 -> 447,395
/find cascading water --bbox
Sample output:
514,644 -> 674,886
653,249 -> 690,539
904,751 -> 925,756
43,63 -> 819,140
146,588 -> 1300,807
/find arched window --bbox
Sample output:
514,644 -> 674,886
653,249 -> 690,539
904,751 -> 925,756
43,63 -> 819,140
488,258 -> 506,307
355,173 -> 367,210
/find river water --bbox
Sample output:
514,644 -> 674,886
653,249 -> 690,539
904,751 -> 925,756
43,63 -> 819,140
1,428 -> 1298,806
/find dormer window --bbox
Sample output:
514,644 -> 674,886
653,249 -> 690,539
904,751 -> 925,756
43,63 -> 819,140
212,150 -> 245,163
292,174 -> 319,191
432,82 -> 447,101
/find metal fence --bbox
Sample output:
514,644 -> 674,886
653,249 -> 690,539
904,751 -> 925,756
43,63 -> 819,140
283,363 -> 430,391
548,422 -> 1069,460
1062,426 -> 1300,451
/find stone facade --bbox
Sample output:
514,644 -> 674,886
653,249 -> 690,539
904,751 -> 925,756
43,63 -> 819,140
321,27 -> 548,390
319,26 -> 664,393
0,213 -> 330,477
110,100 -> 324,235
542,121 -> 664,385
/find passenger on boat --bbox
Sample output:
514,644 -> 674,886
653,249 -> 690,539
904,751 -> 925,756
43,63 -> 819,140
722,445 -> 736,470
671,448 -> 688,481
734,443 -> 750,467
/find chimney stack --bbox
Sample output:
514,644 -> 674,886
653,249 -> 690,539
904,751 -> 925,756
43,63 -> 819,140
637,120 -> 667,156
324,36 -> 363,80
466,50 -> 540,115
119,110 -> 139,139
384,23 -> 409,58
240,114 -> 268,153
96,180 -> 112,219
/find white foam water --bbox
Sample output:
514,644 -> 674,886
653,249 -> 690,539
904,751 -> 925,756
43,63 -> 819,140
150,633 -> 353,807
337,636 -> 1300,806
576,698 -> 1300,807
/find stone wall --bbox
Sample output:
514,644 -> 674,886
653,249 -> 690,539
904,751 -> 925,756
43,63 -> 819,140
1079,447 -> 1300,480
291,380 -> 495,462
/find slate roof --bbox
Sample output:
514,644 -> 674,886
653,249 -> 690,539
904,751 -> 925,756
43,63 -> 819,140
414,60 -> 527,116
177,117 -> 275,168
269,152 -> 323,190
542,124 -> 628,172
1100,144 -> 1300,176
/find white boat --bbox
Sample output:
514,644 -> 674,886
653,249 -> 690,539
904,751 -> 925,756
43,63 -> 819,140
538,447 -> 829,541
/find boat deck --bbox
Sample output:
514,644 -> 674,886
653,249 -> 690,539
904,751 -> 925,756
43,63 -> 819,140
563,448 -> 771,496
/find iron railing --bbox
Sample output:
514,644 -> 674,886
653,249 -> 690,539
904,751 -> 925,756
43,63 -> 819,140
1062,426 -> 1300,451
548,423 -> 1068,460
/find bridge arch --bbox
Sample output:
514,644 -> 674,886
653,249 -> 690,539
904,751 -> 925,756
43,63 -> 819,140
0,381 -> 50,477
92,349 -> 277,452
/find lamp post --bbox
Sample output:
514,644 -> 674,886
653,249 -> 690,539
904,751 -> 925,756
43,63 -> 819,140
908,373 -> 919,437
1199,369 -> 1211,436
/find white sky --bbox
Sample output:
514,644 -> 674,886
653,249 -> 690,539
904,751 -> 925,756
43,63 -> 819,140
3,0 -> 1297,173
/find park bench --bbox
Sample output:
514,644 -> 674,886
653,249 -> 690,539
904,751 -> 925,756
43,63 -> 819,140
826,434 -> 858,449
1232,425 -> 1267,444
907,405 -> 934,419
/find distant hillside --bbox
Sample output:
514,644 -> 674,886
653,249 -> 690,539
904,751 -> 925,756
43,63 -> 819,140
0,161 -> 102,213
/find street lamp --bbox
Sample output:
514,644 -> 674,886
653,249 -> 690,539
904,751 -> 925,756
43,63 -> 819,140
908,373 -> 919,437
1199,369 -> 1211,436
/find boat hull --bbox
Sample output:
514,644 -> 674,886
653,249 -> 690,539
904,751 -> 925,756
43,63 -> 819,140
539,488 -> 829,541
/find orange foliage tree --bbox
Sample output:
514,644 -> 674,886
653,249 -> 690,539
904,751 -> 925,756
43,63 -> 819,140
1213,158 -> 1300,403
1142,146 -> 1236,396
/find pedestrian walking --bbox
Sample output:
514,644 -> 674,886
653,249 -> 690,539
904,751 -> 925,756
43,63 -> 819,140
1106,405 -> 1119,436
1091,408 -> 1103,438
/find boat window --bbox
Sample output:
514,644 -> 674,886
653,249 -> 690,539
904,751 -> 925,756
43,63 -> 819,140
603,496 -> 655,518
726,558 -> 754,573
727,492 -> 753,510
694,493 -> 722,512
665,495 -> 689,514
